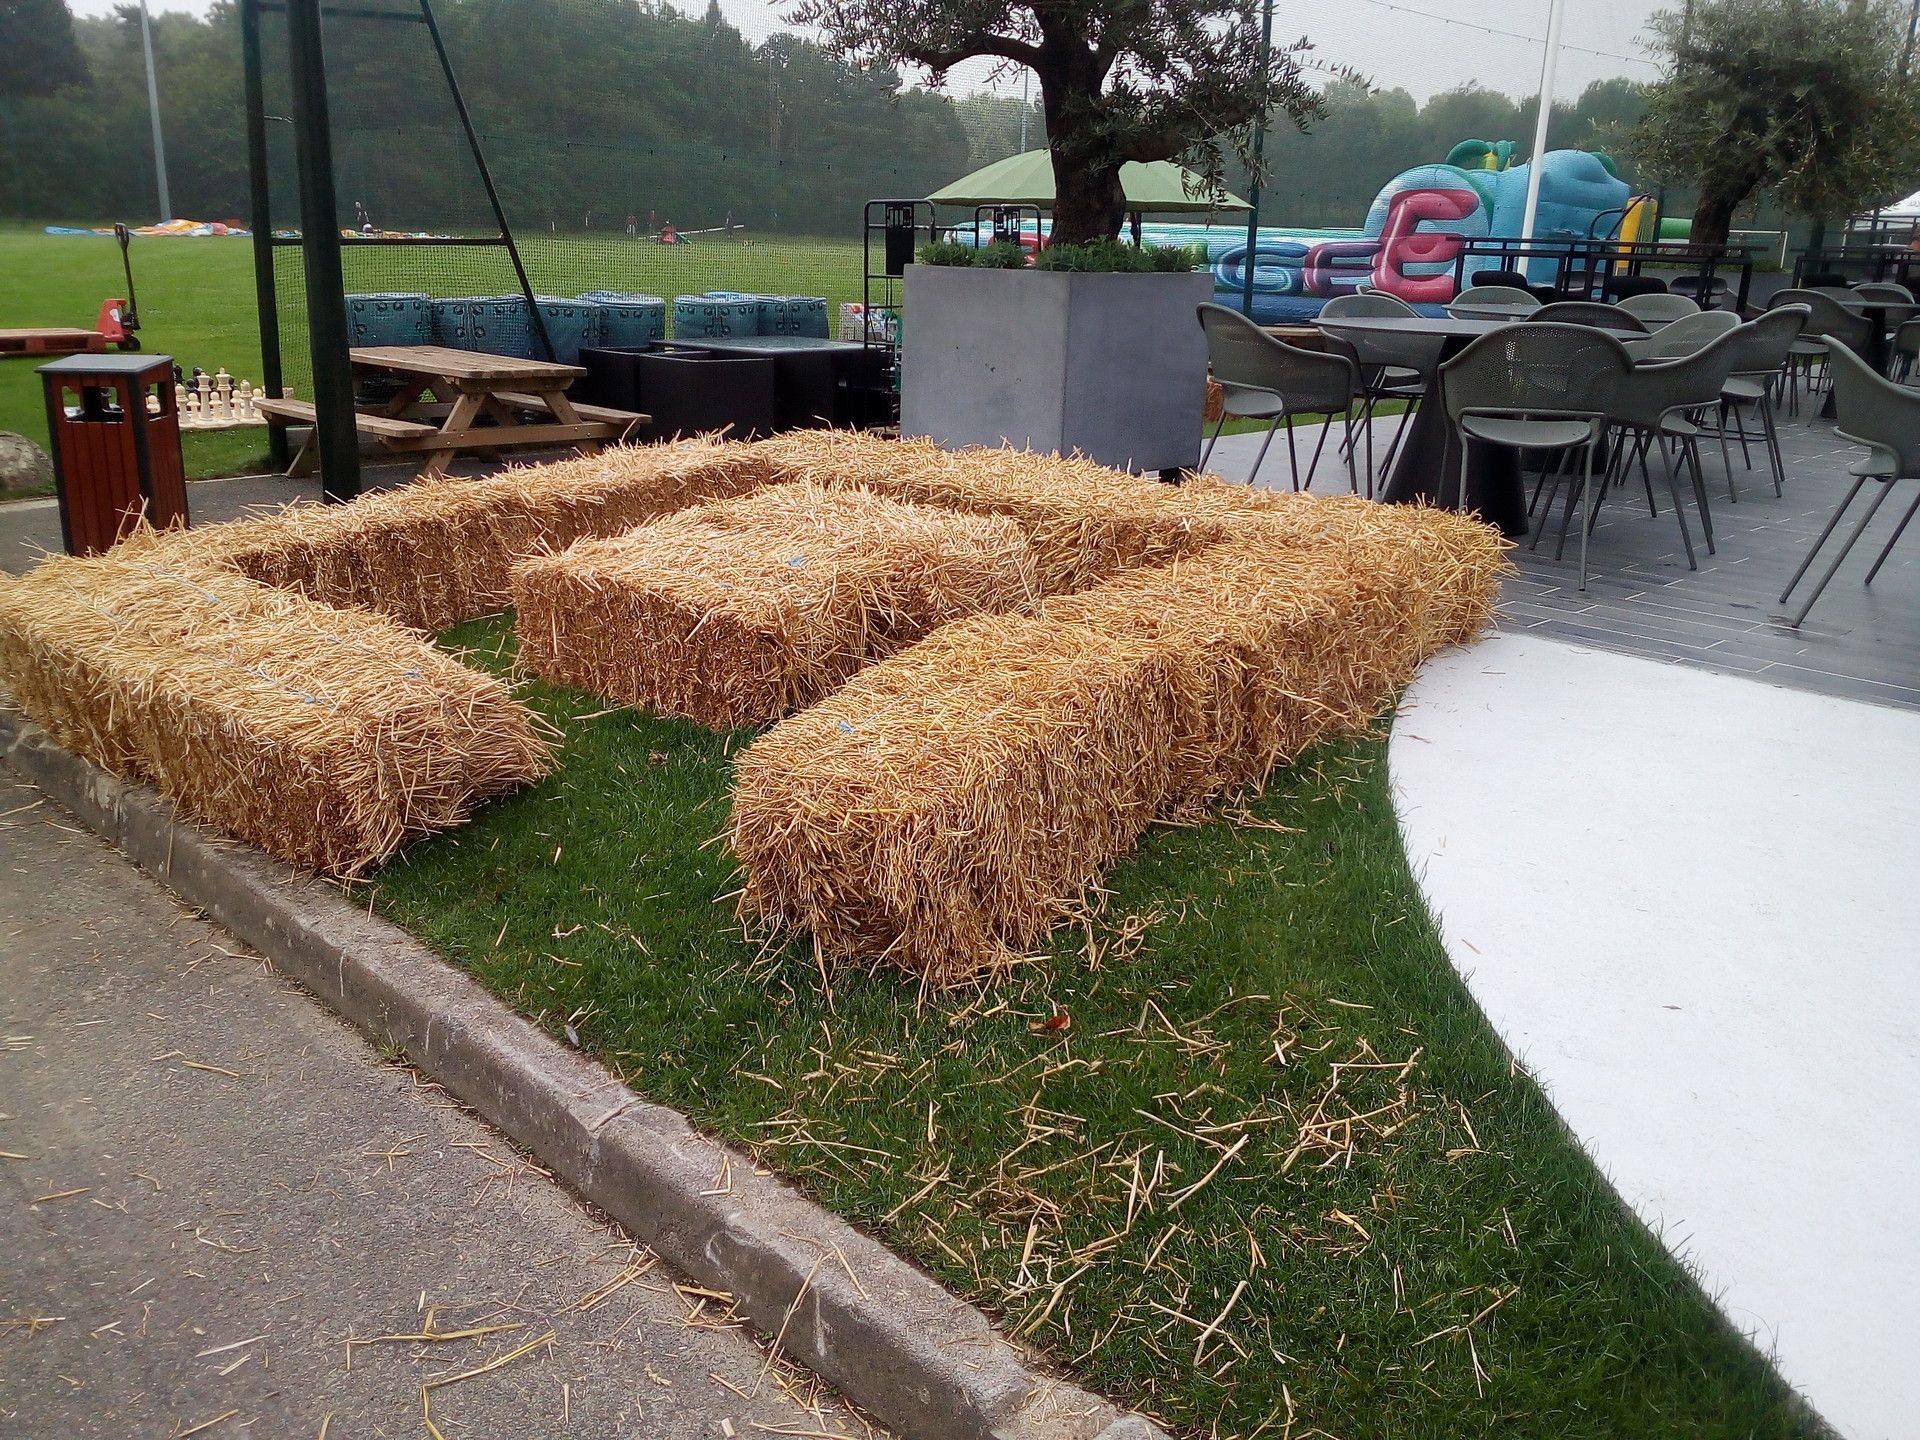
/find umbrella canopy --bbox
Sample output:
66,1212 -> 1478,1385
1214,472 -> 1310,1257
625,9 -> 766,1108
927,149 -> 1250,214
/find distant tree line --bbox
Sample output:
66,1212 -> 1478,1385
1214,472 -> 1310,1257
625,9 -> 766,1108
0,0 -> 1808,248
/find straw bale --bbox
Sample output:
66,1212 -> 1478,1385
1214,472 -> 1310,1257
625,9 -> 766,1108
0,551 -> 550,876
512,483 -> 1041,729
727,612 -> 1180,982
154,438 -> 772,632
739,432 -> 1217,591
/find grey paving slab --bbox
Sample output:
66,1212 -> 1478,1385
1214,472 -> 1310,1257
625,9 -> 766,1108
1207,405 -> 1920,710
0,773 -> 878,1440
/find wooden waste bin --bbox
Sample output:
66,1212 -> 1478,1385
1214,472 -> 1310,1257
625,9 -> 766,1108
38,353 -> 187,556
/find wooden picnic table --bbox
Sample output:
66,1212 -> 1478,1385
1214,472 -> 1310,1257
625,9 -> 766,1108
259,344 -> 643,479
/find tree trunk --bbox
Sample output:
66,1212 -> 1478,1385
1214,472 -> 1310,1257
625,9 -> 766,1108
1690,190 -> 1743,248
1049,154 -> 1127,244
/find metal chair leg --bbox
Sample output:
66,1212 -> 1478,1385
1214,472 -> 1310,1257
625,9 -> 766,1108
1577,441 -> 1599,591
1665,437 -> 1697,568
1759,393 -> 1786,496
1786,480 -> 1897,626
1200,412 -> 1228,469
1780,475 -> 1871,602
1304,415 -> 1336,490
1245,416 -> 1284,488
1285,414 -> 1301,491
1864,484 -> 1920,584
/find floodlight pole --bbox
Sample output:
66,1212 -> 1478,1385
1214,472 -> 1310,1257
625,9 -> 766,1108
284,0 -> 361,501
1239,0 -> 1273,315
239,0 -> 289,469
138,0 -> 172,222
1518,0 -> 1567,245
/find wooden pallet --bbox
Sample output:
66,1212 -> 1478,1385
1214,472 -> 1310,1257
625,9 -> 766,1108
0,327 -> 108,358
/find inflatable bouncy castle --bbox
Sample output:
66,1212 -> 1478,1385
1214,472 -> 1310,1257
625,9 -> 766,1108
1121,142 -> 1637,322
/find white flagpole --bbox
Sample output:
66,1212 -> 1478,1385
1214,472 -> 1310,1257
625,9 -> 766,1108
1519,0 -> 1567,242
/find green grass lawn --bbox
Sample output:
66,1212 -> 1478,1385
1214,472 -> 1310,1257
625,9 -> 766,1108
368,615 -> 1815,1440
0,225 -> 865,483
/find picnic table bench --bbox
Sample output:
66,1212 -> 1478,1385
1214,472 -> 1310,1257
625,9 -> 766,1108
257,345 -> 646,479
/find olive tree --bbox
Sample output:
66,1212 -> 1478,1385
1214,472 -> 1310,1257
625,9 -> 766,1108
1622,0 -> 1920,246
785,0 -> 1326,244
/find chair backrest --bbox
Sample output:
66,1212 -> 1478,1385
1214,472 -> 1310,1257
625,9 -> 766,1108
1469,270 -> 1531,292
1828,343 -> 1920,477
1770,287 -> 1874,346
1440,323 -> 1632,424
1450,284 -> 1538,312
1720,305 -> 1809,379
1622,308 -> 1741,361
1616,291 -> 1701,324
1853,282 -> 1915,303
1321,292 -> 1417,319
1668,273 -> 1731,307
1196,303 -> 1356,412
1529,300 -> 1649,334
1612,324 -> 1748,427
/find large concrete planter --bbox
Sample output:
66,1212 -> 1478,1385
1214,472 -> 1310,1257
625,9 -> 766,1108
901,265 -> 1212,472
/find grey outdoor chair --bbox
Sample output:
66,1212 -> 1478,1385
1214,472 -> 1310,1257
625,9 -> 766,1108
1779,343 -> 1920,626
1669,273 -> 1732,309
1706,306 -> 1808,499
1447,284 -> 1540,321
1894,316 -> 1920,382
1197,302 -> 1362,492
1528,300 -> 1650,334
1621,308 -> 1740,363
1578,325 -> 1747,566
1440,322 -> 1633,589
1770,287 -> 1875,416
1319,291 -> 1438,494
1616,291 -> 1702,327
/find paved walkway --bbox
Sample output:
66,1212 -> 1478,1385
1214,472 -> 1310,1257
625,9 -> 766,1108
1389,631 -> 1920,1440
0,772 -> 875,1439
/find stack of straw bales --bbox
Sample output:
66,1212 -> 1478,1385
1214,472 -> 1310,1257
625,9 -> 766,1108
727,469 -> 1509,982
0,552 -> 549,876
727,613 -> 1181,980
512,483 -> 1040,728
165,440 -> 773,632
742,432 -> 1220,591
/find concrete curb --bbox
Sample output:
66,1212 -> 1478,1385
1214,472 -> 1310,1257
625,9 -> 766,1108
1,705 -> 1169,1440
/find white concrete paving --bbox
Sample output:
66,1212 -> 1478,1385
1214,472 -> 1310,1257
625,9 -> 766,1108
1388,631 -> 1920,1440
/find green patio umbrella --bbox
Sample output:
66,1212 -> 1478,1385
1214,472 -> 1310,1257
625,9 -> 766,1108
926,149 -> 1250,214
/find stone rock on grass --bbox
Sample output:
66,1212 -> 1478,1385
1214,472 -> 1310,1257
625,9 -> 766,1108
0,433 -> 54,494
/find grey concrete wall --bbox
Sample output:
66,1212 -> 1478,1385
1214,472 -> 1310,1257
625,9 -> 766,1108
901,266 -> 1210,471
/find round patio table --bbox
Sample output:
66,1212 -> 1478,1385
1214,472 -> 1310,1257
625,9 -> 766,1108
1317,314 -> 1530,536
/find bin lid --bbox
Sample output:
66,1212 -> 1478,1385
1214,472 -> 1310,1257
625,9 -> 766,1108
37,354 -> 173,377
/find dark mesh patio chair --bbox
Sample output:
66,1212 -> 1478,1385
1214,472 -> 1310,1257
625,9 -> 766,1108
1893,317 -> 1920,382
1770,287 -> 1875,416
1580,325 -> 1747,566
1448,284 -> 1540,321
1669,273 -> 1731,309
1621,309 -> 1739,363
1616,291 -> 1701,327
1779,344 -> 1920,627
1440,323 -> 1633,590
1197,302 -> 1362,492
1528,301 -> 1649,334
1704,306 -> 1808,500
1319,292 -> 1438,494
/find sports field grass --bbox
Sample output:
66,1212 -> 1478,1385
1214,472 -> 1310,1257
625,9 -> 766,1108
367,614 -> 1817,1440
0,225 -> 868,482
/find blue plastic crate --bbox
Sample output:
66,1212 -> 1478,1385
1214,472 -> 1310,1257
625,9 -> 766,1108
533,295 -> 601,365
431,295 -> 534,355
578,291 -> 667,348
758,295 -> 830,338
344,292 -> 434,348
672,294 -> 759,339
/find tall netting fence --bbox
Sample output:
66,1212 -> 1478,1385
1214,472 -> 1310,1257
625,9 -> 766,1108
256,0 -> 977,397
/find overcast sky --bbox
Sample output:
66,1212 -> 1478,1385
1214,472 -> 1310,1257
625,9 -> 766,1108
76,0 -> 1671,103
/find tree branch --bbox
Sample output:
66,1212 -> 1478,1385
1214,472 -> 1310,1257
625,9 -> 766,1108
904,31 -> 1043,72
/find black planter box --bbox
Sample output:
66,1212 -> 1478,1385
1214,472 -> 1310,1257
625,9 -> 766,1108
632,346 -> 778,441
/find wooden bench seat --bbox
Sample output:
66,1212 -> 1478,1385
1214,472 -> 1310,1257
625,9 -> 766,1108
254,396 -> 438,441
494,391 -> 647,435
